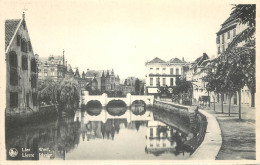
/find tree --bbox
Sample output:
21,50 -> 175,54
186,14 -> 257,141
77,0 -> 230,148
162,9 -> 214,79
58,77 -> 80,113
38,78 -> 59,105
135,78 -> 140,95
206,4 -> 256,119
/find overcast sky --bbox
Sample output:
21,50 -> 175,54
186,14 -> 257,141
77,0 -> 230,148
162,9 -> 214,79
2,0 -> 234,79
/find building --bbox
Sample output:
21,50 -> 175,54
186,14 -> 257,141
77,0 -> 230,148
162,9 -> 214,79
5,13 -> 38,114
85,69 -> 120,92
185,53 -> 211,103
216,12 -> 248,55
38,53 -> 67,81
216,12 -> 252,106
145,57 -> 188,95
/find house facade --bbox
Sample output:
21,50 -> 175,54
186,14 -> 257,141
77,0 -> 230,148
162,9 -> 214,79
5,13 -> 38,114
145,57 -> 188,95
216,12 -> 252,106
37,54 -> 67,81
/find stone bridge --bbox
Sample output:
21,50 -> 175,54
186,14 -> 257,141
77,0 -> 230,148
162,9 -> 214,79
80,91 -> 154,107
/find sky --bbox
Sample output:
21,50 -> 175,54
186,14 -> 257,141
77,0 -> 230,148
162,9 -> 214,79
1,0 -> 234,79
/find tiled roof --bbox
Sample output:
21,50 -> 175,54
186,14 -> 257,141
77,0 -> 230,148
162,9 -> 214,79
168,58 -> 184,63
147,57 -> 166,64
5,19 -> 21,50
217,13 -> 238,35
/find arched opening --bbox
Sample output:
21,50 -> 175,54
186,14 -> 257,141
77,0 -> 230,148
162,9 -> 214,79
131,100 -> 146,115
106,100 -> 127,116
9,51 -> 18,86
85,100 -> 102,116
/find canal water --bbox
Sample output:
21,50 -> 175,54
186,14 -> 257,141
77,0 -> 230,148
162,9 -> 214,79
6,106 -> 204,160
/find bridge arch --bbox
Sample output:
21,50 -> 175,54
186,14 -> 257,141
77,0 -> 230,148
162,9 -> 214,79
131,100 -> 146,115
106,100 -> 127,116
85,100 -> 102,116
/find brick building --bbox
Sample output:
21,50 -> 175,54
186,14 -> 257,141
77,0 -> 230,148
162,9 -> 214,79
5,13 -> 38,114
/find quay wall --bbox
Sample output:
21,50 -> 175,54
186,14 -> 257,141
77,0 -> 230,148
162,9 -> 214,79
6,104 -> 58,128
153,100 -> 198,124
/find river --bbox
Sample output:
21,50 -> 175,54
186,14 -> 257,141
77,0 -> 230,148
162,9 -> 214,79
6,106 -> 204,160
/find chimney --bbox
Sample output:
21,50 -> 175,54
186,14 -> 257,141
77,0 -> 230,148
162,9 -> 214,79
22,12 -> 25,19
182,57 -> 184,61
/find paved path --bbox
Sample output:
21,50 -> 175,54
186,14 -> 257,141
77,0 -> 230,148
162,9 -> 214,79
202,103 -> 256,160
189,109 -> 222,160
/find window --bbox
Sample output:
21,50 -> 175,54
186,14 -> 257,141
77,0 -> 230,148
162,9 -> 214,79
44,69 -> 48,76
156,143 -> 160,147
227,31 -> 230,39
150,128 -> 153,137
156,68 -> 159,74
9,51 -> 18,86
170,78 -> 173,86
156,78 -> 160,86
17,35 -> 21,46
222,33 -> 225,43
31,58 -> 37,73
21,39 -> 27,53
222,45 -> 225,52
150,78 -> 153,86
176,68 -> 179,75
218,46 -> 221,54
31,74 -> 37,88
233,29 -> 236,37
51,69 -> 55,76
28,41 -> 32,52
163,78 -> 166,86
163,143 -> 166,147
216,35 -> 220,44
10,92 -> 18,108
170,68 -> 173,74
22,55 -> 28,70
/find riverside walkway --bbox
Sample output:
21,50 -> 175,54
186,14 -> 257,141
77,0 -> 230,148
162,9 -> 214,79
204,103 -> 256,160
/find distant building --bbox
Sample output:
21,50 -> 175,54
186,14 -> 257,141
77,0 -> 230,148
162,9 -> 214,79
5,13 -> 38,114
185,53 -> 211,102
145,57 -> 188,95
85,69 -> 120,92
38,53 -> 67,81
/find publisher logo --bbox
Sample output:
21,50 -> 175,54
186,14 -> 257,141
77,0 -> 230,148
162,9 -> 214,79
9,148 -> 18,158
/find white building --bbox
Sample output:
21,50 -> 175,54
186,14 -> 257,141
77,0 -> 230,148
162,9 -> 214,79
145,57 -> 188,95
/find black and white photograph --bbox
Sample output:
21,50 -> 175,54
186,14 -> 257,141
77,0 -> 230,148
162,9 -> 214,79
0,0 -> 258,163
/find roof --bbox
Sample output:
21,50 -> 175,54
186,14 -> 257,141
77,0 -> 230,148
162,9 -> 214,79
85,70 -> 111,77
169,58 -> 184,63
217,13 -> 238,35
147,57 -> 166,64
5,19 -> 21,50
191,53 -> 209,69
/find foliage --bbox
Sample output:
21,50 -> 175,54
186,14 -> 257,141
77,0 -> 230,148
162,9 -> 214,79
38,78 -> 59,105
135,78 -> 140,95
232,4 -> 256,27
59,77 -> 80,108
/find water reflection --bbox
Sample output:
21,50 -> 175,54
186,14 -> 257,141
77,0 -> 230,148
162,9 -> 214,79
6,105 -> 201,160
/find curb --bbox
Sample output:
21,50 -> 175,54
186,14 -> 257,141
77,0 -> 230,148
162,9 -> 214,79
189,109 -> 222,160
